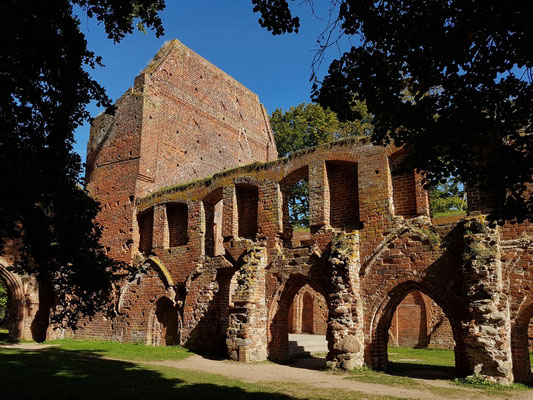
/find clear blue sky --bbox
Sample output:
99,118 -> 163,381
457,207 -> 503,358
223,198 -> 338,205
74,2 -> 350,162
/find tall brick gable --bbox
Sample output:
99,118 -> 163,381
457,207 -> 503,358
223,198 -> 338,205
85,39 -> 276,263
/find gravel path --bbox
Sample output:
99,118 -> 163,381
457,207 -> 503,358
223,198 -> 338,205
143,355 -> 497,400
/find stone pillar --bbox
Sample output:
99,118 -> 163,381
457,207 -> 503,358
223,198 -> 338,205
326,232 -> 365,370
462,217 -> 513,384
226,245 -> 268,362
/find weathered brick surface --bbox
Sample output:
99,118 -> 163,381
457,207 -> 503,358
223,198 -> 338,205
3,40 -> 531,384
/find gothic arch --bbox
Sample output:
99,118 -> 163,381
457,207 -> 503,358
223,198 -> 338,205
0,258 -> 24,339
267,273 -> 328,360
367,280 -> 467,376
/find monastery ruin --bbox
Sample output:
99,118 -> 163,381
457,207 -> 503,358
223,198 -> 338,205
1,39 -> 532,384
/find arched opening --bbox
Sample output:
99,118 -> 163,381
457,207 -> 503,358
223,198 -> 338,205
325,161 -> 360,231
388,151 -> 418,218
269,277 -> 329,366
372,282 -> 465,380
150,297 -> 178,346
0,263 -> 24,341
236,183 -> 259,239
388,290 -> 456,351
137,208 -> 154,255
511,301 -> 533,383
167,203 -> 188,247
280,166 -> 310,248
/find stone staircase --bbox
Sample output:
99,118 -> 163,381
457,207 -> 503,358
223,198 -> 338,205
288,334 -> 328,357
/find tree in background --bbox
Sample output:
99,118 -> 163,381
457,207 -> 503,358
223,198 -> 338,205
271,102 -> 372,227
0,0 -> 165,328
430,179 -> 467,218
272,102 -> 373,158
252,0 -> 532,224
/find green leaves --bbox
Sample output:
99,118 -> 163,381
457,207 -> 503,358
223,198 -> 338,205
0,0 -> 165,328
271,102 -> 372,157
255,0 -> 533,223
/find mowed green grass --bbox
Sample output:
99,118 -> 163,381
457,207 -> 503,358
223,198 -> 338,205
45,338 -> 192,362
2,329 -> 532,399
0,330 -> 396,400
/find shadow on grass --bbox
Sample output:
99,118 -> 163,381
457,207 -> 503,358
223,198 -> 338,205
0,330 -> 19,344
0,347 -> 296,400
388,361 -> 455,380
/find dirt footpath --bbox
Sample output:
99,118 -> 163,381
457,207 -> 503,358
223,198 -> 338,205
145,355 -> 528,400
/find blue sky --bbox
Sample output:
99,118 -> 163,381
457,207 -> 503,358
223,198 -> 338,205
74,2 -> 350,162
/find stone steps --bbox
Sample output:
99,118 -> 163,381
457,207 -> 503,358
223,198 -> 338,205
288,333 -> 328,356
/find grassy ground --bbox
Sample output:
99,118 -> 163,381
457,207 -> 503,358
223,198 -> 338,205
1,330 -> 532,399
0,331 -> 395,400
432,209 -> 467,218
349,347 -> 533,396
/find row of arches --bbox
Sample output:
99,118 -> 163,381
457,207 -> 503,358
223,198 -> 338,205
137,153 -> 425,255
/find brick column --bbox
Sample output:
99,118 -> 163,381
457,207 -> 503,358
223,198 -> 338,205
258,181 -> 283,257
462,217 -> 513,384
414,172 -> 430,217
152,204 -> 169,249
309,161 -> 329,229
188,200 -> 205,258
326,232 -> 365,370
227,245 -> 268,362
222,185 -> 238,239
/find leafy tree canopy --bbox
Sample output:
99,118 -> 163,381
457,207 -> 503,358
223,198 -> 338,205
272,101 -> 373,157
430,179 -> 467,217
253,0 -> 533,223
0,0 -> 165,327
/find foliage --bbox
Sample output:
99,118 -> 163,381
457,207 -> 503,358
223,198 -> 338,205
429,179 -> 466,216
0,280 -> 6,327
271,102 -> 372,158
252,1 -> 533,224
271,102 -> 372,227
0,0 -> 165,327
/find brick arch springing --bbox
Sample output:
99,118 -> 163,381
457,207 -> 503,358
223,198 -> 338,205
360,221 -> 439,277
267,274 -> 328,360
511,298 -> 533,382
367,281 -> 468,376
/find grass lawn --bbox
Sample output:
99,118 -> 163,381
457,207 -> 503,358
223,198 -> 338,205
432,209 -> 467,219
0,330 -> 395,400
1,329 -> 532,399
348,347 -> 533,395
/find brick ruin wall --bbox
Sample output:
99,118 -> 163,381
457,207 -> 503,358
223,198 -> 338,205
1,40 -> 531,384
78,133 -> 531,383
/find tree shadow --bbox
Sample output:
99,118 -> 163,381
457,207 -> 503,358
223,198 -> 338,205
0,329 -> 19,344
0,347 -> 297,400
388,361 -> 455,380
